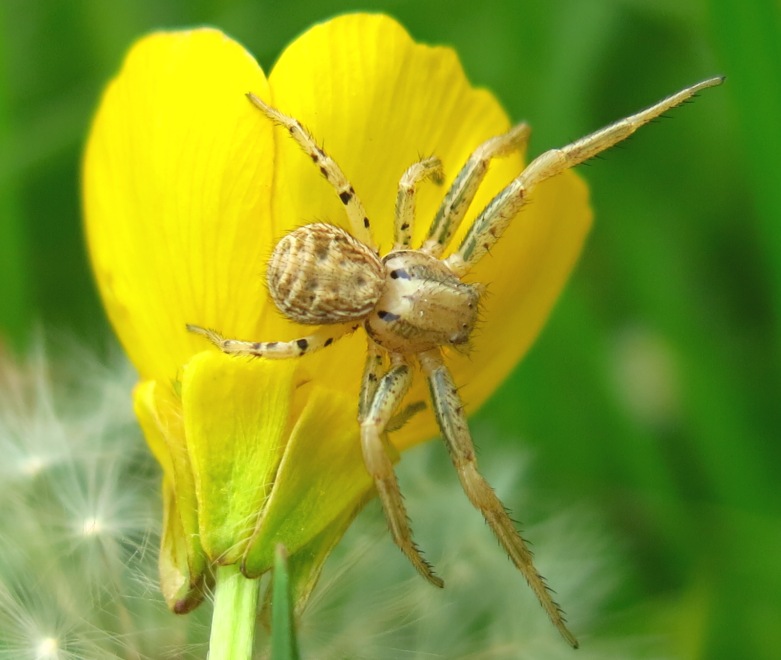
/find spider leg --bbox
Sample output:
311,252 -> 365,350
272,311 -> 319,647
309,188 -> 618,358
418,348 -> 579,648
186,322 -> 358,358
422,123 -> 530,258
394,157 -> 444,250
359,338 -> 426,448
446,76 -> 725,275
386,401 -> 427,433
360,354 -> 444,588
359,338 -> 386,421
246,93 -> 376,250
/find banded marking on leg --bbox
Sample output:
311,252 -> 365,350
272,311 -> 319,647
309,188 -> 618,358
394,156 -> 443,250
422,123 -> 529,258
358,338 -> 386,423
247,93 -> 376,250
186,322 -> 359,358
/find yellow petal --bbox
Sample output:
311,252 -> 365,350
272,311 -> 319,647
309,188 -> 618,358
159,477 -> 207,613
83,29 -> 275,383
181,350 -> 297,563
262,14 -> 518,421
265,14 -> 591,447
137,385 -> 206,611
134,378 -> 207,580
133,380 -> 173,478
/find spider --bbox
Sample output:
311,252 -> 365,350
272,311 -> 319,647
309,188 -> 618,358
188,75 -> 723,647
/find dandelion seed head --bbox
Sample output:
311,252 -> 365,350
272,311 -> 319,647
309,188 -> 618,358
20,455 -> 47,477
35,636 -> 59,659
81,517 -> 103,537
0,339 -> 210,657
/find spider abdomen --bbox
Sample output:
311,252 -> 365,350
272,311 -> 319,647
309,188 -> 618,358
366,251 -> 481,354
267,223 -> 385,325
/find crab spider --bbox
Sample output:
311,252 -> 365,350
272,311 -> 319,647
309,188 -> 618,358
188,76 -> 724,647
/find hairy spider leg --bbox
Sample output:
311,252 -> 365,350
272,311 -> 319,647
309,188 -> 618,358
246,93 -> 377,251
359,354 -> 445,588
422,122 -> 530,258
446,76 -> 725,275
359,339 -> 385,421
394,157 -> 444,250
186,322 -> 359,358
418,348 -> 579,648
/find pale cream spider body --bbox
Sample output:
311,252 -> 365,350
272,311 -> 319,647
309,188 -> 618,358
189,76 -> 723,647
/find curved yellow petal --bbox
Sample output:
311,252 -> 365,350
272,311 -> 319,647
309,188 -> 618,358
263,14 -> 520,417
84,29 -> 274,383
133,380 -> 173,477
135,379 -> 207,609
159,476 -> 207,613
264,14 -> 592,446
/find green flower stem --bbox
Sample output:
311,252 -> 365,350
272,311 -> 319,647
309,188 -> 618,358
209,564 -> 260,660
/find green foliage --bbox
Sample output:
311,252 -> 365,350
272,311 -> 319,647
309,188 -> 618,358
1,1 -> 778,658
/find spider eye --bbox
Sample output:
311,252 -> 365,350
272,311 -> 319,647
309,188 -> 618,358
377,310 -> 401,322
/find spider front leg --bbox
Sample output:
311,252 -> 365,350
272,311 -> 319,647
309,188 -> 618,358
186,321 -> 358,358
246,93 -> 376,250
418,348 -> 579,648
394,156 -> 444,250
359,353 -> 444,588
422,122 -> 530,258
447,76 -> 724,275
359,338 -> 385,420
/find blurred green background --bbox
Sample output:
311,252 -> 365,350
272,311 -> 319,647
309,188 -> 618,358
1,0 -> 778,658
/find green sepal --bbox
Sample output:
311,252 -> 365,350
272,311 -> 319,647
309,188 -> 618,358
182,350 -> 298,563
243,383 -> 374,575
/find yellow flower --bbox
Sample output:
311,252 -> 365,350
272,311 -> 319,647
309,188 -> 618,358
82,14 -> 590,614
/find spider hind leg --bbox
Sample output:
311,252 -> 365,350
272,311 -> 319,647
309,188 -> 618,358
360,355 -> 444,588
419,348 -> 579,648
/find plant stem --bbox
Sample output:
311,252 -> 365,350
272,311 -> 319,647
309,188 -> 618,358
209,564 -> 260,660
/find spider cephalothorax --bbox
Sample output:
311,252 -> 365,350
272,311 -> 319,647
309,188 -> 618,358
188,76 -> 723,647
366,249 -> 481,353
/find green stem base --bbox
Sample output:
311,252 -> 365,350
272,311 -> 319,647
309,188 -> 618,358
209,564 -> 260,660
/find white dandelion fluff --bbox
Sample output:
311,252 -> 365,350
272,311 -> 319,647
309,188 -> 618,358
0,340 -> 657,658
